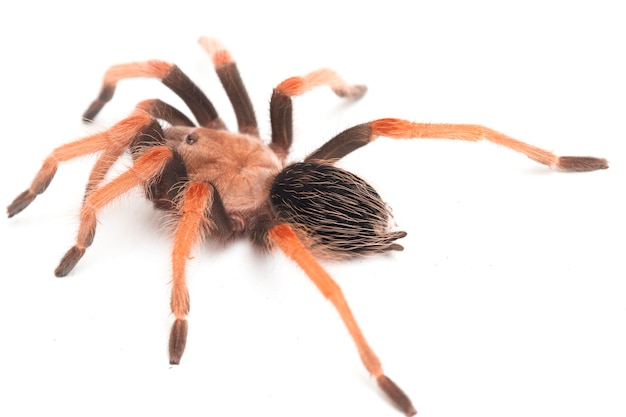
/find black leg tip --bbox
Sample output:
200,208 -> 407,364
169,319 -> 188,365
377,375 -> 417,416
54,246 -> 86,277
558,156 -> 609,172
7,190 -> 36,218
82,102 -> 102,123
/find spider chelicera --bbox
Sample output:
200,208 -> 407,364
6,37 -> 608,415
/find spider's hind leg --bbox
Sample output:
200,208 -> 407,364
269,224 -> 417,416
306,118 -> 609,171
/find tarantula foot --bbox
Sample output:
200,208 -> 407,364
332,84 -> 367,100
557,156 -> 609,172
82,101 -> 104,122
82,85 -> 116,122
169,319 -> 188,364
7,190 -> 36,218
55,246 -> 86,277
377,375 -> 417,416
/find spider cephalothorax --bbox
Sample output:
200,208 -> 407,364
7,37 -> 607,416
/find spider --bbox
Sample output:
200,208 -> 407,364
6,37 -> 608,416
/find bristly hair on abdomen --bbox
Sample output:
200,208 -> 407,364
270,161 -> 406,259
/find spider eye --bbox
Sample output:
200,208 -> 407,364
185,133 -> 197,145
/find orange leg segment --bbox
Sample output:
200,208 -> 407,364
276,68 -> 367,99
84,111 -> 160,196
7,111 -> 154,218
370,118 -> 609,171
169,181 -> 212,364
269,223 -> 417,416
308,118 -> 608,171
54,146 -> 173,277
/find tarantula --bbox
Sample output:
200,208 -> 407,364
6,37 -> 607,415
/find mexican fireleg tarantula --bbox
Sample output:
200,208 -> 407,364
7,37 -> 608,415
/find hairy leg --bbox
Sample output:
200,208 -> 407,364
83,60 -> 225,129
168,181 -> 214,364
85,115 -> 167,197
136,99 -> 195,127
54,147 -> 173,277
7,111 -> 155,217
307,118 -> 608,171
269,223 -> 417,416
86,97 -> 202,198
199,37 -> 258,136
269,68 -> 367,159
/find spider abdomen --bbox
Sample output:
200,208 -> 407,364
270,162 -> 406,258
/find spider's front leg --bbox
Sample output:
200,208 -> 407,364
168,181 -> 230,364
168,182 -> 211,363
6,110 -> 156,218
54,146 -> 174,276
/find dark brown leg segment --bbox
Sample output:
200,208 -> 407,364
169,318 -> 188,365
199,37 -> 258,136
269,90 -> 293,158
162,65 -> 224,129
216,62 -> 257,135
305,123 -> 372,163
270,68 -> 367,159
83,61 -> 225,129
136,99 -> 195,127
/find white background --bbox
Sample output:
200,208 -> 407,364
1,1 -> 624,416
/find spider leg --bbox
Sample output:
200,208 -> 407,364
168,181 -> 214,364
86,96 -> 215,201
199,37 -> 258,136
84,114 -> 167,197
7,111 -> 155,218
86,98 -> 201,199
54,146 -> 173,277
268,223 -> 417,416
269,68 -> 367,159
307,118 -> 609,171
83,60 -> 225,129
136,99 -> 195,127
